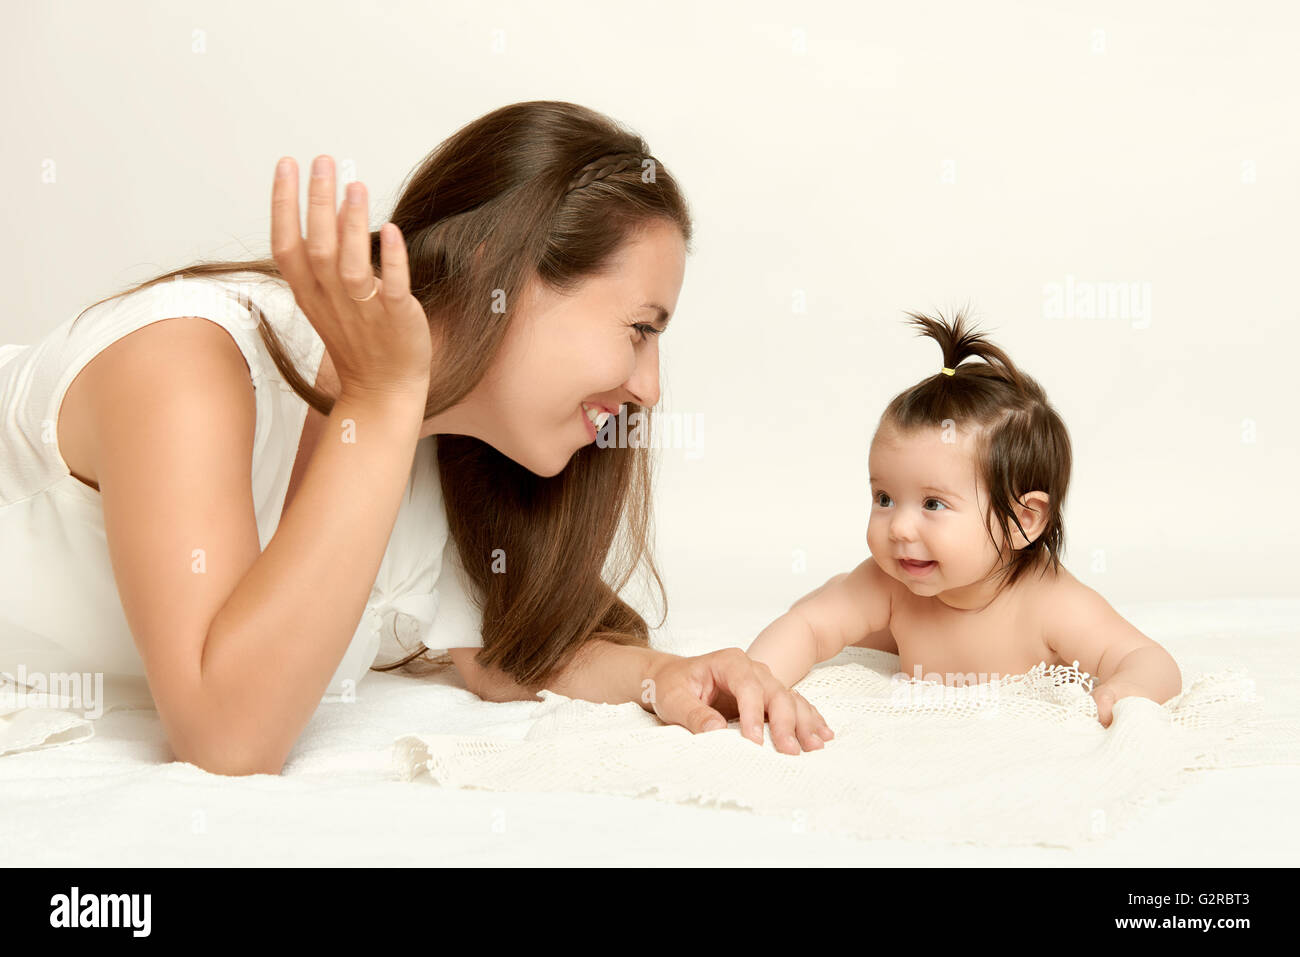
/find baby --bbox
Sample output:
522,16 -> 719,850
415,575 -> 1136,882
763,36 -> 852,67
748,311 -> 1181,749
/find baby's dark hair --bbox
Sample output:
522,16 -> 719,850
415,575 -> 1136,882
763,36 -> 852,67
879,309 -> 1072,593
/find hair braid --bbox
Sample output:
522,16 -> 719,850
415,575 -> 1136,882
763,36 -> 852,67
567,152 -> 644,192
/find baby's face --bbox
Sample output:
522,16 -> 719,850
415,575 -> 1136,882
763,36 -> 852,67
866,423 -> 1009,600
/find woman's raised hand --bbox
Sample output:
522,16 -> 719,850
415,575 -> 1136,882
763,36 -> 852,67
271,155 -> 433,401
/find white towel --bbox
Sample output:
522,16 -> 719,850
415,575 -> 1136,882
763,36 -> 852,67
394,647 -> 1297,849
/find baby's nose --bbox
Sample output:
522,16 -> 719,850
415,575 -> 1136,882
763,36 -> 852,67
889,516 -> 917,541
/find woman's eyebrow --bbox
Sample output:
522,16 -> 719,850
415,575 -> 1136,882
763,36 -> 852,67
637,302 -> 671,328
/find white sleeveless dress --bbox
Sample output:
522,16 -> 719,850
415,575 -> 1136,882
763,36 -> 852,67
0,270 -> 482,754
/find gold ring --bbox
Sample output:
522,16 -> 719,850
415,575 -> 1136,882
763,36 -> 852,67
349,279 -> 379,302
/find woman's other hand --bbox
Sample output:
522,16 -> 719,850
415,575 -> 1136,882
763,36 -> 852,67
643,649 -> 834,754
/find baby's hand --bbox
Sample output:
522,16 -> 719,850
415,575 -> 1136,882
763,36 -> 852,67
1091,679 -> 1149,728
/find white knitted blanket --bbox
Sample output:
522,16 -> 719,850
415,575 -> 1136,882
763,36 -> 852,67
394,647 -> 1299,848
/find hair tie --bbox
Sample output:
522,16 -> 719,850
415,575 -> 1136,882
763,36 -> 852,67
940,367 -> 956,376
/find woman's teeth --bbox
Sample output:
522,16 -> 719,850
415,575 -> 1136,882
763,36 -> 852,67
582,403 -> 612,430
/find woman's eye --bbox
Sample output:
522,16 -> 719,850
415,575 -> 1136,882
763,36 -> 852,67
923,498 -> 948,511
633,323 -> 662,341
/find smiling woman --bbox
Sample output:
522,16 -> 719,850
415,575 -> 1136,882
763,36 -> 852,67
440,217 -> 685,480
0,100 -> 833,773
366,106 -> 693,689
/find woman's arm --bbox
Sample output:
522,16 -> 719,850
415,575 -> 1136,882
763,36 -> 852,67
95,158 -> 434,776
450,641 -> 658,706
90,317 -> 427,776
449,640 -> 834,754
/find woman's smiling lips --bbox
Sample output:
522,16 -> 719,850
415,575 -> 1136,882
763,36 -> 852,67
898,558 -> 938,577
580,402 -> 615,441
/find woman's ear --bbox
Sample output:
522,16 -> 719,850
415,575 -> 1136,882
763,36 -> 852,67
1011,491 -> 1051,547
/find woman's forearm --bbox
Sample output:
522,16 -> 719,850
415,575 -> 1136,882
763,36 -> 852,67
473,640 -> 670,713
191,388 -> 427,773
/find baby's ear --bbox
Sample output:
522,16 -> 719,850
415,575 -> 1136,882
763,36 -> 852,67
1012,491 -> 1051,546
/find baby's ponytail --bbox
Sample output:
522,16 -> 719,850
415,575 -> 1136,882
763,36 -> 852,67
904,309 -> 1043,403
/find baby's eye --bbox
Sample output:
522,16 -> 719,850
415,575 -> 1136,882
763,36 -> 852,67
923,498 -> 948,511
873,491 -> 892,507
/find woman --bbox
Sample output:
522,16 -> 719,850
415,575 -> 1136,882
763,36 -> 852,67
0,101 -> 831,773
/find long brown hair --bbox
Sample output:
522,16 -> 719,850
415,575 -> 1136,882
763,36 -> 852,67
71,101 -> 694,687
879,309 -> 1072,596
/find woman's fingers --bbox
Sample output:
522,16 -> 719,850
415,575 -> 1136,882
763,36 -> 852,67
305,156 -> 344,290
276,152 -> 411,312
268,155 -> 433,398
648,651 -> 830,754
709,651 -> 814,754
792,694 -> 829,750
270,158 -> 320,302
729,654 -> 822,754
705,649 -> 762,743
730,653 -> 807,753
809,699 -> 834,740
306,154 -> 374,326
378,222 -> 412,304
658,686 -> 727,734
769,687 -> 827,754
762,680 -> 804,754
728,669 -> 766,745
306,155 -> 398,332
338,180 -> 379,303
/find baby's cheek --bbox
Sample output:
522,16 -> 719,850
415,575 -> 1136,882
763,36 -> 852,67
865,518 -> 886,557
961,518 -> 1001,562
932,520 -> 972,563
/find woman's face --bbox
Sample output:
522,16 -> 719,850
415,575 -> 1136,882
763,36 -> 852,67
424,219 -> 686,476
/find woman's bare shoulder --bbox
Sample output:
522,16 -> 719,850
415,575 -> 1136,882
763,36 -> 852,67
58,315 -> 256,490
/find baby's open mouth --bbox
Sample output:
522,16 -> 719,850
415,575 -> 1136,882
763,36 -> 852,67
899,559 -> 938,576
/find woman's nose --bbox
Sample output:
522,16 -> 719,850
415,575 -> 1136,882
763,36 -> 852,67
625,342 -> 660,408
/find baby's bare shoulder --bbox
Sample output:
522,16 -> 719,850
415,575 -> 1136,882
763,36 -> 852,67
1021,564 -> 1097,652
1023,562 -> 1090,614
1026,562 -> 1156,673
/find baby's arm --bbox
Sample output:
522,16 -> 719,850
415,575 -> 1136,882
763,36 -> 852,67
1043,581 -> 1182,727
747,557 -> 893,688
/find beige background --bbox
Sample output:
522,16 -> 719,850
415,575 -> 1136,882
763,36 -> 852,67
3,0 -> 1296,621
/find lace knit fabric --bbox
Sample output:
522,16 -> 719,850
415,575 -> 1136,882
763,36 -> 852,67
395,646 -> 1296,848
